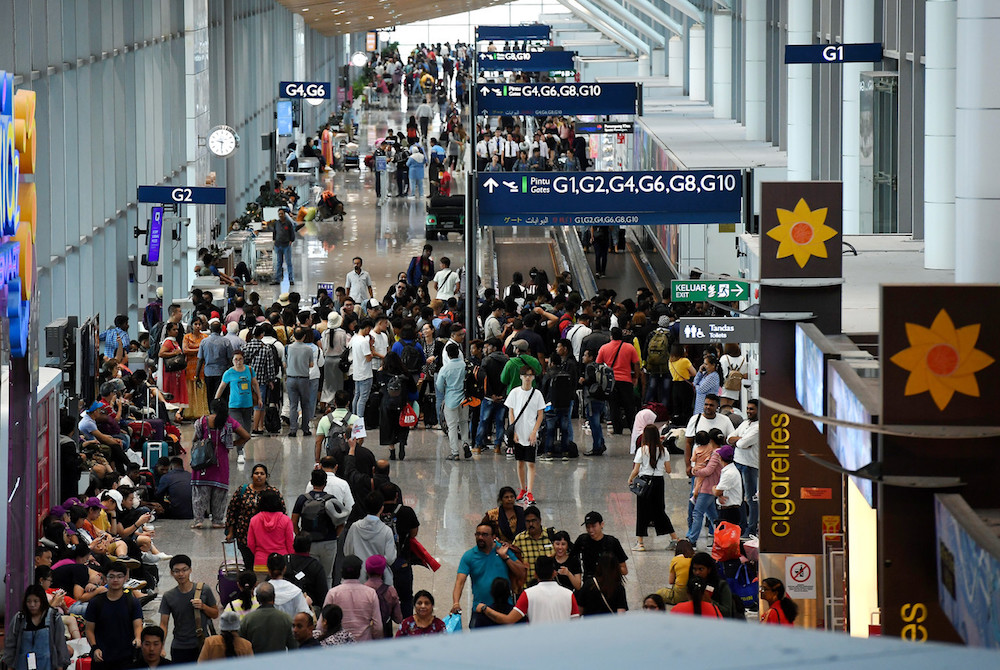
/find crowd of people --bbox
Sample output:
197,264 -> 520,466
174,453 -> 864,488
9,36 -> 799,670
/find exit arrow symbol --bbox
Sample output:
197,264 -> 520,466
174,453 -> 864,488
483,178 -> 500,194
732,284 -> 745,297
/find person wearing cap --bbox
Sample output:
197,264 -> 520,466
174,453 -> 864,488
363,555 -> 401,638
271,208 -> 304,287
197,611 -> 253,660
319,312 -> 349,413
713,443 -> 743,526
499,340 -> 542,394
572,511 -> 628,581
79,401 -> 130,474
344,257 -> 374,304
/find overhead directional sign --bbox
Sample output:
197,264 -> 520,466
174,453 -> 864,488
671,279 -> 749,302
137,186 -> 227,205
476,25 -> 550,41
278,81 -> 331,99
476,170 -> 742,227
477,51 -> 576,72
476,82 -> 637,116
785,43 -> 882,64
678,317 -> 760,344
575,122 -> 634,134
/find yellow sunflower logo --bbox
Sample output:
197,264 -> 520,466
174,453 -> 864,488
889,309 -> 995,410
766,198 -> 838,268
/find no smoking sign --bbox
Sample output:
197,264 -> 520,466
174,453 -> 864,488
784,556 -> 817,598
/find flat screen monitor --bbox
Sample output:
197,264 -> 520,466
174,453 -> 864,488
277,100 -> 292,136
828,365 -> 874,506
146,206 -> 163,265
795,324 -> 825,432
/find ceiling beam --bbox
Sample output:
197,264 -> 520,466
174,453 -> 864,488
558,0 -> 651,54
618,0 -> 684,37
590,0 -> 667,46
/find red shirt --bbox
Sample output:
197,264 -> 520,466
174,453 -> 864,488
764,603 -> 793,625
670,600 -> 723,617
596,340 -> 638,382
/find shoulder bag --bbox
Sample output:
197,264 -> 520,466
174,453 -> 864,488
722,356 -> 746,392
504,389 -> 537,446
164,341 -> 187,373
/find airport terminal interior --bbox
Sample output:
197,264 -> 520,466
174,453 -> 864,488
1,0 -> 999,664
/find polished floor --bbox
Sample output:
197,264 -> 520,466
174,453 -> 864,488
146,100 -> 694,636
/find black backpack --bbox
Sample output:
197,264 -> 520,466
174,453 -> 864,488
298,492 -> 348,541
400,341 -> 424,374
386,374 -> 404,400
324,411 -> 354,457
548,370 -> 576,409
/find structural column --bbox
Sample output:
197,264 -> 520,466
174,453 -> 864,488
689,24 -> 706,101
786,0 -> 812,180
744,0 -> 766,140
954,1 -> 1000,282
668,34 -> 684,87
183,0 -> 211,303
924,0 -> 956,270
712,10 -> 732,119
842,1 -> 874,234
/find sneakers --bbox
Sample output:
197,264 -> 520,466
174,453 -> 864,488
287,431 -> 298,437
583,449 -> 606,457
156,553 -> 173,561
667,538 -> 678,551
463,443 -> 473,459
562,454 -> 570,462
516,489 -> 527,502
389,449 -> 397,461
445,454 -> 461,461
111,556 -> 141,569
125,578 -> 148,590
399,445 -> 406,461
538,453 -> 554,461
237,454 -> 246,465
302,429 -> 312,437
631,542 -> 646,552
525,492 -> 536,504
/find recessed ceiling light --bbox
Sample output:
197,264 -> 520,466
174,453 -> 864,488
301,6 -> 308,11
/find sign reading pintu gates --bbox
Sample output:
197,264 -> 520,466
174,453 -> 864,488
0,70 -> 37,358
475,25 -> 551,41
477,51 -> 576,73
477,170 -> 742,227
476,83 -> 637,116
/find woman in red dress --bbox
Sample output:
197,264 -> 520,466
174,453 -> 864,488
158,322 -> 189,421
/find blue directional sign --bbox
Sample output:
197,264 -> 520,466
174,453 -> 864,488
476,82 -> 637,116
137,186 -> 227,205
278,81 -> 331,98
477,170 -> 742,227
575,122 -> 634,134
477,51 -> 576,72
476,25 -> 550,42
785,43 -> 882,64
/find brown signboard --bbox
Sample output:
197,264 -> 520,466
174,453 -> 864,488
880,285 -> 1000,426
760,182 -> 843,280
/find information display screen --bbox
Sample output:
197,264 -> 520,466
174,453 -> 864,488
828,365 -> 874,506
795,324 -> 825,432
277,100 -> 293,136
146,206 -> 163,265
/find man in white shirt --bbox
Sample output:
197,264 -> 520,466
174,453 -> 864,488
370,316 -> 390,372
344,257 -> 374,304
350,319 -> 375,415
431,256 -> 459,302
684,393 -> 733,528
713,445 -> 743,526
474,556 -> 579,625
728,398 -> 759,535
565,313 -> 592,362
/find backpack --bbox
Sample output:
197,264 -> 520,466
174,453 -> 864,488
146,321 -> 166,367
548,370 -> 576,409
375,583 -> 394,625
462,362 -> 483,407
386,374 -> 404,400
269,343 -> 283,376
400,341 -> 424,374
264,405 -> 281,434
324,411 -> 355,457
590,363 -> 615,400
299,491 -> 348,541
646,330 -> 671,374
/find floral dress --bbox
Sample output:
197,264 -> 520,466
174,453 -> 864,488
395,616 -> 446,636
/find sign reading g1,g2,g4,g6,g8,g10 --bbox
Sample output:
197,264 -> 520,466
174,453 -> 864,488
476,170 -> 742,227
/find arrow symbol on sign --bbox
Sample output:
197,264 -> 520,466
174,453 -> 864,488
732,284 -> 745,298
502,180 -> 518,193
480,85 -> 491,96
483,178 -> 500,194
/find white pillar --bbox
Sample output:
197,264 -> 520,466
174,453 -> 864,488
689,24 -> 706,101
745,0 -> 766,140
841,1 -> 874,235
652,47 -> 666,77
183,0 -> 210,283
924,0 -> 956,270
786,1 -> 812,180
669,35 -> 684,86
638,53 -> 651,78
713,11 -> 732,119
955,1 -> 1000,282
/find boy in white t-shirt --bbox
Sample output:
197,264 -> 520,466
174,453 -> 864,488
505,366 -> 546,505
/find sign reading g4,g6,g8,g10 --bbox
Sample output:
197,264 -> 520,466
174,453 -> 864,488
0,70 -> 37,358
476,83 -> 637,116
477,170 -> 742,227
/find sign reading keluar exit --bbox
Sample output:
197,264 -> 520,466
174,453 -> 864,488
671,279 -> 749,302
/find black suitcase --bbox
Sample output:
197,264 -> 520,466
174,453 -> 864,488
264,404 -> 282,434
365,390 -> 382,430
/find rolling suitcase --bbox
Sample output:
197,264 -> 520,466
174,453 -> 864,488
217,540 -> 245,607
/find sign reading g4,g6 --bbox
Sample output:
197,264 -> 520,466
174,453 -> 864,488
0,71 -> 37,358
279,81 -> 331,99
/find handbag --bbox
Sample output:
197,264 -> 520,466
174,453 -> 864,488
190,418 -> 218,471
722,356 -> 746,391
629,474 -> 652,497
399,402 -> 418,428
164,350 -> 187,373
504,388 -> 537,446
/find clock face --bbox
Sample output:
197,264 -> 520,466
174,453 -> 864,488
208,126 -> 239,157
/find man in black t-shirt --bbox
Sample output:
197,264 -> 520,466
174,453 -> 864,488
572,511 -> 628,580
85,563 -> 143,670
54,545 -> 106,616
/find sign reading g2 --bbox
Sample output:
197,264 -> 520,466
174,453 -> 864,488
137,185 -> 227,205
0,70 -> 37,359
279,81 -> 331,99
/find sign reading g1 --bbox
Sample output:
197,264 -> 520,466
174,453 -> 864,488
0,70 -> 37,358
137,185 -> 227,205
279,81 -> 331,99
785,43 -> 882,64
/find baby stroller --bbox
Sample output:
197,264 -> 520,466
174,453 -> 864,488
343,141 -> 360,171
316,190 -> 345,222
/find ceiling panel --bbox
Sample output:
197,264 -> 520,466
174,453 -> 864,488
277,0 -> 515,37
